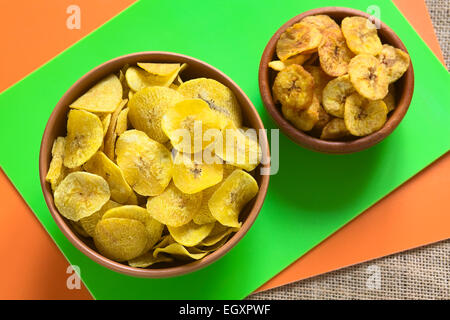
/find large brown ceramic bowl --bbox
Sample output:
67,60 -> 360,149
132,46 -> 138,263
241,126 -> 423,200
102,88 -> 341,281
39,52 -> 270,278
259,7 -> 414,154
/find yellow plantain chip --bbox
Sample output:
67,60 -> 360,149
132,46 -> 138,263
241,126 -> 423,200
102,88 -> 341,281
125,191 -> 138,205
384,84 -> 397,112
153,243 -> 208,260
268,60 -> 286,72
161,99 -> 225,154
69,220 -> 89,238
126,64 -> 185,92
137,63 -> 181,76
268,54 -> 313,72
102,205 -> 164,251
313,104 -> 332,131
168,221 -> 215,247
99,114 -> 111,137
115,130 -> 173,196
79,200 -> 120,237
128,86 -> 184,143
322,75 -> 355,118
146,182 -> 202,227
301,14 -> 341,34
377,44 -> 410,83
276,22 -> 322,61
344,93 -> 388,136
128,251 -> 173,268
282,94 -> 321,131
128,91 -> 134,100
54,172 -> 110,221
208,170 -> 258,228
94,217 -> 148,262
341,16 -> 383,56
70,74 -> 122,113
173,151 -> 223,194
303,65 -> 333,103
193,165 -> 235,225
83,151 -> 133,204
199,234 -> 231,252
154,234 -> 176,249
318,30 -> 354,77
177,78 -> 243,127
115,107 -> 129,136
272,64 -> 315,110
214,125 -> 261,172
104,99 -> 128,160
200,222 -> 237,247
348,54 -> 389,100
320,118 -> 351,140
63,110 -> 103,168
46,137 -> 66,187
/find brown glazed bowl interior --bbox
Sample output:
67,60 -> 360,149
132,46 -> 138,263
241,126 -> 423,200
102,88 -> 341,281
259,7 -> 414,154
39,52 -> 270,278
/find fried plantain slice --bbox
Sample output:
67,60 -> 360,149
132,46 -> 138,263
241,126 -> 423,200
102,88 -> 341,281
128,86 -> 184,143
282,94 -> 321,131
153,243 -> 208,260
276,22 -> 322,61
46,137 -> 66,188
303,65 -> 333,103
272,64 -> 315,110
383,84 -> 397,112
168,221 -> 215,247
348,54 -> 389,100
377,44 -> 410,83
54,172 -> 110,221
146,182 -> 202,227
115,107 -> 129,136
79,200 -> 120,237
128,252 -> 173,268
103,99 -> 128,160
177,78 -> 242,127
341,16 -> 383,56
300,14 -> 341,34
63,110 -> 103,168
137,63 -> 181,76
320,118 -> 352,140
115,130 -> 173,196
318,30 -> 354,77
322,75 -> 355,118
344,93 -> 388,136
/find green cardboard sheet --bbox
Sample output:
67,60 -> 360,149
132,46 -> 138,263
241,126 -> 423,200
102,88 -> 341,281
0,0 -> 449,299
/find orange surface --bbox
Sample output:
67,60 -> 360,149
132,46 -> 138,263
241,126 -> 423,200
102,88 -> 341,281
0,0 -> 447,299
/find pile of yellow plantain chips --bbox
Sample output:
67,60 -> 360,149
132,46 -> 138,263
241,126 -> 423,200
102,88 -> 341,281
270,15 -> 410,140
46,62 -> 262,267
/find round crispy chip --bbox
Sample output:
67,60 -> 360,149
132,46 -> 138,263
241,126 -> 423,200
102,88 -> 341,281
322,75 -> 355,118
83,151 -> 133,204
341,16 -> 382,55
54,172 -> 110,221
384,84 -> 397,112
168,221 -> 215,247
276,22 -> 322,61
115,130 -> 173,196
300,15 -> 341,34
146,183 -> 202,227
128,252 -> 173,268
282,94 -> 321,131
79,200 -> 120,237
320,118 -> 351,140
125,66 -> 180,91
153,243 -> 208,260
344,93 -> 388,136
318,30 -> 354,77
208,169 -> 258,228
115,107 -> 129,135
94,218 -> 148,262
99,114 -> 111,137
137,63 -> 181,76
70,74 -> 122,113
104,99 -> 128,160
348,54 -> 389,100
272,64 -> 315,110
128,86 -> 184,143
177,78 -> 242,127
303,65 -> 333,103
102,205 -> 164,251
161,99 -> 225,154
214,125 -> 261,172
46,137 -> 66,187
200,222 -> 237,247
173,151 -> 223,194
63,110 -> 103,168
377,44 -> 411,83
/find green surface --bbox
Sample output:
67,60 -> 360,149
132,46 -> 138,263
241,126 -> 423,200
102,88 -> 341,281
0,0 -> 449,299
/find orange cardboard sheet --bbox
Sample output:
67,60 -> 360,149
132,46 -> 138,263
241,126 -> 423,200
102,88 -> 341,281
0,0 -> 447,299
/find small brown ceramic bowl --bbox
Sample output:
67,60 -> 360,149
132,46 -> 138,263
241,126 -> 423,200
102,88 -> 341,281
259,7 -> 414,154
39,52 -> 270,278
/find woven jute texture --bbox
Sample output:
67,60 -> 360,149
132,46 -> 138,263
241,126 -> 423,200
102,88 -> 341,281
249,0 -> 449,299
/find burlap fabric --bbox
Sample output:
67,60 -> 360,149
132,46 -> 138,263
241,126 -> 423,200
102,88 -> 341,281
249,0 -> 449,299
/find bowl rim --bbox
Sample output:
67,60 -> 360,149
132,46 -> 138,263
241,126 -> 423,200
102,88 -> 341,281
258,7 -> 415,154
39,51 -> 270,278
